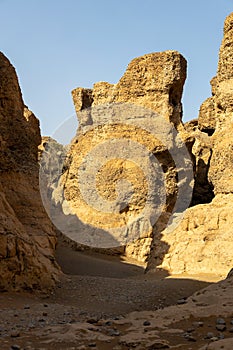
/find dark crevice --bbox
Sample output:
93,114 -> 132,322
190,149 -> 215,206
199,128 -> 215,136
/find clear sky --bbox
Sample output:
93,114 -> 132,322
0,0 -> 232,139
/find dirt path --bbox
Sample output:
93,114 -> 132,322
53,245 -> 210,316
55,246 -> 145,278
0,243 -> 219,349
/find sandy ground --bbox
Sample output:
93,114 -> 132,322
0,242 -> 233,349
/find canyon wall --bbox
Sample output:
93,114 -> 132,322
0,52 -> 59,291
151,12 -> 233,277
63,13 -> 233,276
33,12 -> 233,278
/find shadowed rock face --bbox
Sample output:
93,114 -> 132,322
0,52 -> 60,291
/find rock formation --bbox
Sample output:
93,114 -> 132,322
38,12 -> 233,278
55,13 -> 233,276
49,51 -> 194,262
1,12 -> 233,350
150,12 -> 233,277
72,51 -> 187,127
0,52 -> 59,291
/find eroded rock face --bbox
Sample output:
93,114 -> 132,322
154,194 -> 233,276
198,77 -> 217,135
72,51 -> 187,127
53,51 -> 192,262
196,14 -> 233,202
208,13 -> 233,194
150,12 -> 233,277
0,52 -> 59,291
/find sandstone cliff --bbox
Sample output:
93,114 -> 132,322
72,51 -> 187,127
152,12 -> 233,277
40,13 -> 233,278
47,51 -> 195,262
0,52 -> 59,291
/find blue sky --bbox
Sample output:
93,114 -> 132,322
0,0 -> 232,139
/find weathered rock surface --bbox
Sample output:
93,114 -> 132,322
41,13 -> 233,276
72,51 -> 187,126
208,15 -> 233,194
184,120 -> 214,206
53,51 -> 192,261
150,12 -> 233,277
0,52 -> 59,291
152,194 -> 233,276
198,77 -> 217,134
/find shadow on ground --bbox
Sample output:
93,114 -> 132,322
54,242 -> 212,316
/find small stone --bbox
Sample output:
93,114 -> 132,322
229,326 -> 233,333
211,337 -> 219,342
146,339 -> 170,349
24,305 -> 30,310
177,298 -> 187,305
43,303 -> 48,307
10,330 -> 20,338
205,332 -> 215,339
230,319 -> 233,325
216,318 -> 226,325
88,343 -> 96,348
42,312 -> 47,317
63,311 -> 70,316
28,323 -> 35,329
11,346 -> 21,350
186,327 -> 195,333
105,321 -> 112,326
143,320 -> 151,326
216,324 -> 226,331
218,333 -> 225,339
183,332 -> 196,341
79,311 -> 87,316
193,321 -> 204,327
108,328 -> 120,336
187,336 -> 196,342
87,318 -> 98,324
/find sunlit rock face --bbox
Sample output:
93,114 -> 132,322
41,13 -> 233,278
51,51 -> 192,263
151,12 -> 233,277
72,51 -> 187,127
